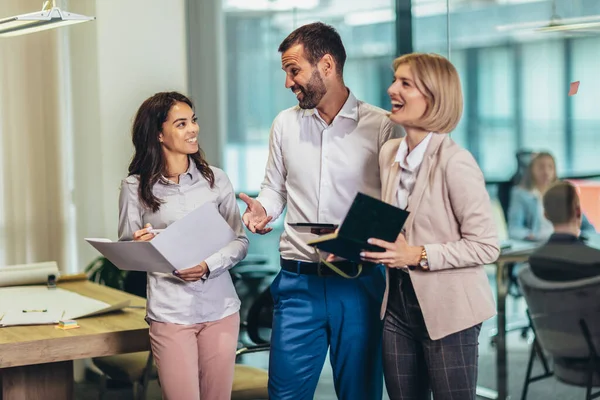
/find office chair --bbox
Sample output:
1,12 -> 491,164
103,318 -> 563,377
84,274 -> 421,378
92,351 -> 156,400
231,254 -> 278,328
518,266 -> 600,400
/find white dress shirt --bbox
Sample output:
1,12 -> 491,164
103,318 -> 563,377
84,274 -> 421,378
395,132 -> 433,210
256,91 -> 398,262
118,162 -> 248,324
394,133 -> 433,272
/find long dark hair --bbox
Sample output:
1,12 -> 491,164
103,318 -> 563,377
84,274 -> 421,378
128,92 -> 214,212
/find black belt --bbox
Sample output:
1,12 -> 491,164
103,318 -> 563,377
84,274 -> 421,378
280,258 -> 371,276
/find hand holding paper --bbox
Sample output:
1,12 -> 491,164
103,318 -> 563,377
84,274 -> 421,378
86,202 -> 236,274
175,261 -> 208,281
133,223 -> 156,242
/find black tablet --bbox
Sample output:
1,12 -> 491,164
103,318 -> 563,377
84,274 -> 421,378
289,223 -> 338,229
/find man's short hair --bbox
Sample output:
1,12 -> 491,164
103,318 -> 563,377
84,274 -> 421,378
278,22 -> 346,77
543,181 -> 579,225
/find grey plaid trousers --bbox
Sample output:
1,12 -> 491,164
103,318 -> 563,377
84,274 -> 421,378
383,269 -> 481,400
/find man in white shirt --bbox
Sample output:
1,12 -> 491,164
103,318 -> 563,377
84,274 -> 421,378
240,22 -> 398,400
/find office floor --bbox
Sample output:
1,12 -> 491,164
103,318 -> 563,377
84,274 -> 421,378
74,268 -> 593,400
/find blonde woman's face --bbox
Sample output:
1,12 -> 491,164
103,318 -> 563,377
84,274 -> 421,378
532,156 -> 556,187
387,63 -> 428,127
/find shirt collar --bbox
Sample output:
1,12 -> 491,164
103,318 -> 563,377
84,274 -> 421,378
394,132 -> 433,172
302,90 -> 359,122
548,232 -> 582,244
186,159 -> 200,181
162,157 -> 196,183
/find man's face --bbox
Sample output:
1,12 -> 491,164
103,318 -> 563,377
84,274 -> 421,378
281,44 -> 327,109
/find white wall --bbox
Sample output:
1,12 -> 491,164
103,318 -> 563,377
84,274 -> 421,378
69,0 -> 189,270
0,0 -> 70,269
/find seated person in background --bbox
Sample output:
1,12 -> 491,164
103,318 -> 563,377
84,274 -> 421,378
529,181 -> 600,281
508,152 -> 595,241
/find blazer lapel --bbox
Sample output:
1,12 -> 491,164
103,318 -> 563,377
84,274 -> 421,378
385,162 -> 400,204
404,134 -> 446,233
383,139 -> 402,205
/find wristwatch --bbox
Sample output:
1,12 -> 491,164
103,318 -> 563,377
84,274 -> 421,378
418,247 -> 429,271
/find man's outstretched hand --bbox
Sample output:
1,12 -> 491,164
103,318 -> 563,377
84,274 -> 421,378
239,193 -> 273,235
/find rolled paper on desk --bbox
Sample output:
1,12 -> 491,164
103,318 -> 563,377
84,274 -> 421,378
0,262 -> 60,287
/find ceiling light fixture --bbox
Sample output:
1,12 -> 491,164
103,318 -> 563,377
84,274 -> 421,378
0,0 -> 95,38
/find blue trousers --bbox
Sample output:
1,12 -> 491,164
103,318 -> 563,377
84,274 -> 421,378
268,263 -> 385,400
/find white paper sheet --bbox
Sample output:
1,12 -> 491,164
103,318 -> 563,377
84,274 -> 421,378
86,201 -> 236,273
63,299 -> 130,320
0,309 -> 64,326
0,286 -> 130,327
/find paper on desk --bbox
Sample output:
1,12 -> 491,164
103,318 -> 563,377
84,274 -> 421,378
0,309 -> 64,326
0,286 -> 129,327
86,201 -> 236,273
63,299 -> 130,320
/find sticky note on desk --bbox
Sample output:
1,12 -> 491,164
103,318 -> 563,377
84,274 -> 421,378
569,81 -> 580,96
56,319 -> 79,330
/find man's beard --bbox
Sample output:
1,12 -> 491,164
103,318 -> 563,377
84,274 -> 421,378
294,69 -> 327,109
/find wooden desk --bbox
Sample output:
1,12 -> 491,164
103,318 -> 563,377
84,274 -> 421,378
0,281 -> 149,400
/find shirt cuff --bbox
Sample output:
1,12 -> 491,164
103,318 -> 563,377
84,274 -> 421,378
204,252 -> 224,279
423,244 -> 435,271
256,196 -> 278,220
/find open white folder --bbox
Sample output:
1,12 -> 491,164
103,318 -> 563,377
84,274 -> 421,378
86,202 -> 236,274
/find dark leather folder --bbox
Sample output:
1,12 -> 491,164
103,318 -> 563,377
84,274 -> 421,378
307,192 -> 410,263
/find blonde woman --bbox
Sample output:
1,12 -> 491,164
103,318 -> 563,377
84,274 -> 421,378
508,152 -> 595,241
360,53 -> 499,399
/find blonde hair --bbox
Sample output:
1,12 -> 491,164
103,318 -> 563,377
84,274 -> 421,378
392,53 -> 463,133
521,152 -> 557,190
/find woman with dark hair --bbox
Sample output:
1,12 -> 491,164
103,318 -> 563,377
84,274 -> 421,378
118,91 -> 248,400
508,151 -> 595,241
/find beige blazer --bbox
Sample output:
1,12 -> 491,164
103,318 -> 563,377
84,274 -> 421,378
380,133 -> 499,340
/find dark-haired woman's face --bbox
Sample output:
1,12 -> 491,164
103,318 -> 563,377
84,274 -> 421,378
159,101 -> 199,156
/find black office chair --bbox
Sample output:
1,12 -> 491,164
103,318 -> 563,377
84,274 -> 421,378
244,283 -> 274,346
518,266 -> 600,400
231,254 -> 278,326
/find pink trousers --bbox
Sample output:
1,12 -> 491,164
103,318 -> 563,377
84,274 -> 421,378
149,312 -> 240,400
